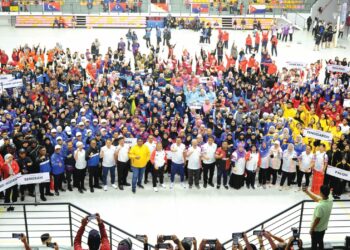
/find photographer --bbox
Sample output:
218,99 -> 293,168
20,234 -> 32,250
231,233 -> 253,250
156,235 -> 185,250
181,237 -> 197,250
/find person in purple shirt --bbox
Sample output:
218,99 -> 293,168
282,25 -> 289,42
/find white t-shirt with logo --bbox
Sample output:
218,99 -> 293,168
201,142 -> 217,164
116,144 -> 130,163
101,145 -> 116,167
171,143 -> 186,164
187,146 -> 202,170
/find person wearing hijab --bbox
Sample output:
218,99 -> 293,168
279,143 -> 298,191
0,154 -> 20,211
258,141 -> 270,189
245,145 -> 261,189
268,140 -> 282,186
229,142 -> 246,189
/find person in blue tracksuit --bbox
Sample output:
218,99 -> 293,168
85,139 -> 101,192
36,146 -> 53,201
51,145 -> 65,196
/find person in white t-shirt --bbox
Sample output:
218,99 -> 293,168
115,137 -> 130,190
269,140 -> 282,186
245,145 -> 261,189
74,141 -> 87,193
170,137 -> 187,189
150,142 -> 167,192
201,136 -> 217,188
280,143 -> 298,191
144,135 -> 157,185
297,145 -> 315,191
100,138 -> 117,191
187,139 -> 202,189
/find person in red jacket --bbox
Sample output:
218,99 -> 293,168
271,35 -> 278,56
245,34 -> 252,54
74,213 -> 110,250
267,60 -> 277,75
0,154 -> 20,211
254,32 -> 260,52
1,50 -> 9,68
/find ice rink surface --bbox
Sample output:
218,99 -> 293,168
0,26 -> 350,244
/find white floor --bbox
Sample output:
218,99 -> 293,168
0,26 -> 350,247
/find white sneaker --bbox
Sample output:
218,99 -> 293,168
182,182 -> 187,189
170,183 -> 174,189
154,187 -> 158,192
104,185 -> 108,191
112,184 -> 117,189
161,184 -> 166,189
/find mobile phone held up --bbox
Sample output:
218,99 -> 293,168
47,242 -> 56,248
156,243 -> 171,249
163,235 -> 172,241
206,239 -> 217,245
232,233 -> 243,239
12,233 -> 23,239
88,214 -> 97,221
136,235 -> 146,241
253,230 -> 264,236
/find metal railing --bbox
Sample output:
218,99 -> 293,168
222,199 -> 350,250
0,203 -> 153,250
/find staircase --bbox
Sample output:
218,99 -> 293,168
76,15 -> 86,27
222,17 -> 233,29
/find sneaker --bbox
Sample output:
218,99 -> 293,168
182,183 -> 187,189
21,196 -> 25,201
224,185 -> 229,190
68,186 -> 73,191
252,186 -> 255,190
208,183 -> 214,187
112,184 -> 118,189
132,189 -> 136,194
103,186 -> 108,191
189,185 -> 193,189
78,189 -> 83,194
161,184 -> 166,189
196,185 -> 200,189
55,192 -> 59,196
124,183 -> 131,187
203,183 -> 207,188
217,185 -> 220,189
154,187 -> 158,192
119,186 -> 124,190
170,183 -> 174,189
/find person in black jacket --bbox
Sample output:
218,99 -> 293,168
324,143 -> 342,197
85,139 -> 101,193
64,141 -> 75,191
17,148 -> 34,201
334,158 -> 350,199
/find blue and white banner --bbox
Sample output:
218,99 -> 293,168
249,5 -> 266,14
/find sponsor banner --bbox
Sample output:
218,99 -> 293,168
249,4 -> 266,14
286,61 -> 307,69
0,174 -> 22,192
327,166 -> 350,181
125,138 -> 137,146
327,64 -> 350,73
303,128 -> 333,142
0,78 -> 23,90
17,172 -> 50,185
344,99 -> 350,108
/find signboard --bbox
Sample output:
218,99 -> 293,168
17,173 -> 50,185
0,174 -> 22,192
0,78 -> 23,90
303,128 -> 333,142
327,65 -> 350,73
286,61 -> 307,69
125,138 -> 137,146
327,166 -> 350,181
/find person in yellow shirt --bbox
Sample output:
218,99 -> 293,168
281,101 -> 296,119
128,138 -> 151,193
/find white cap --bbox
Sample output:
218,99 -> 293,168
4,154 -> 13,160
274,141 -> 280,145
51,129 -> 57,133
93,118 -> 98,122
76,132 -> 82,136
101,128 -> 106,132
55,145 -> 61,150
78,122 -> 84,126
71,119 -> 76,123
101,119 -> 107,124
56,136 -> 62,141
65,126 -> 72,135
76,141 -> 83,147
80,108 -> 86,112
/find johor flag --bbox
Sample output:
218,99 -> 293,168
109,2 -> 127,12
44,2 -> 61,11
192,4 -> 209,13
249,4 -> 266,14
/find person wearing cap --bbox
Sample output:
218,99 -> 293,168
74,132 -> 86,149
268,140 -> 282,187
115,137 -> 131,190
0,154 -> 20,211
36,146 -> 54,201
49,128 -> 58,145
85,139 -> 102,192
128,138 -> 151,193
51,144 -> 66,196
17,148 -> 34,201
74,213 -> 110,250
74,141 -> 87,193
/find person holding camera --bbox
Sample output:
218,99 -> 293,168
41,233 -> 59,249
156,235 -> 185,250
199,239 -> 222,250
303,185 -> 333,250
279,143 -> 297,191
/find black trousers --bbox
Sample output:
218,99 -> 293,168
258,168 -> 268,185
20,183 -> 34,196
53,173 -> 64,192
311,230 -> 325,250
146,38 -> 151,48
271,45 -> 277,56
297,171 -> 311,187
144,161 -> 153,183
66,169 -> 74,189
332,177 -> 342,196
188,169 -> 200,186
88,167 -> 99,188
280,171 -> 294,186
246,170 -> 256,188
76,168 -> 86,190
39,182 -> 50,197
117,161 -> 129,186
269,168 -> 278,185
152,166 -> 165,187
282,34 -> 288,42
217,164 -> 229,186
289,33 -> 293,41
245,45 -> 252,54
203,162 -> 215,185
5,185 -> 18,203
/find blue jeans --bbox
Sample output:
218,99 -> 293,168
131,167 -> 145,190
102,166 -> 115,186
171,163 -> 185,183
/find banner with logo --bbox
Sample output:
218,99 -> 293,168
125,138 -> 137,146
327,65 -> 350,73
327,166 -> 350,181
0,174 -> 22,192
17,173 -> 50,185
303,128 -> 333,142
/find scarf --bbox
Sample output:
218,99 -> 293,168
259,144 -> 270,158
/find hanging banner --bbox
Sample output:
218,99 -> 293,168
327,65 -> 350,73
0,174 -> 22,192
286,61 -> 307,69
326,166 -> 350,181
17,172 -> 50,185
303,128 -> 333,142
125,138 -> 137,146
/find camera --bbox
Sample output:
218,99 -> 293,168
12,233 -> 23,239
232,233 -> 243,246
163,235 -> 172,241
206,239 -> 217,245
183,237 -> 195,242
136,235 -> 146,241
253,230 -> 264,236
156,243 -> 171,249
291,227 -> 299,239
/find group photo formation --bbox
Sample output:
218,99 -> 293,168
0,0 -> 350,249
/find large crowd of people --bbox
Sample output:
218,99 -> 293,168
0,21 -> 349,214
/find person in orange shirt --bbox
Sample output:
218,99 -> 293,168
225,54 -> 235,70
255,32 -> 260,52
247,55 -> 256,73
239,56 -> 248,73
222,31 -> 229,49
245,34 -> 252,54
267,60 -> 277,75
271,35 -> 278,56
261,30 -> 269,50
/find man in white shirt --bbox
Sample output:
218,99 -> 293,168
201,136 -> 217,188
297,145 -> 315,191
170,137 -> 187,189
144,135 -> 157,184
100,138 -> 117,191
187,139 -> 202,189
74,141 -> 87,193
116,137 -> 130,190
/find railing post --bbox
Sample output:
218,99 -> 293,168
298,202 -> 305,235
109,225 -> 113,249
23,205 -> 29,245
68,204 -> 74,247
